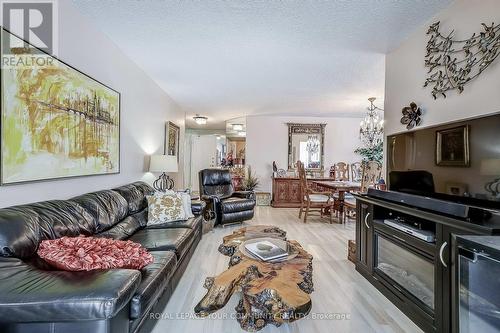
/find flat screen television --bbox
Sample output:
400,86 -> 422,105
387,112 -> 500,210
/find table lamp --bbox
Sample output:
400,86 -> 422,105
480,159 -> 500,198
149,155 -> 178,192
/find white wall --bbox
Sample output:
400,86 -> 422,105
0,1 -> 184,207
187,134 -> 218,192
385,0 -> 500,136
183,129 -> 226,190
246,115 -> 364,192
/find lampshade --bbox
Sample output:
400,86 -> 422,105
149,155 -> 178,173
480,159 -> 500,176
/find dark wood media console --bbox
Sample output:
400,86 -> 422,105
353,192 -> 500,333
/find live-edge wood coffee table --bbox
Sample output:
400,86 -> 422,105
194,225 -> 314,331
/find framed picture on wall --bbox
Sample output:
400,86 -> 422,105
435,125 -> 470,167
1,29 -> 120,185
165,121 -> 180,160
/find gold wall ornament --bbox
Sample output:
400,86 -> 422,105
424,21 -> 500,99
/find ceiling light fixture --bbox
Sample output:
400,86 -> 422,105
359,97 -> 384,148
232,124 -> 244,131
193,114 -> 208,125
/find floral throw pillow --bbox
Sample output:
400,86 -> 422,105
147,192 -> 186,225
155,191 -> 194,219
37,236 -> 154,271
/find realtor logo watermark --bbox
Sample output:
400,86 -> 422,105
1,0 -> 58,68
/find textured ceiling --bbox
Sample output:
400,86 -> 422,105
72,0 -> 452,129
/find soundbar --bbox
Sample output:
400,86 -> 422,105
367,189 -> 469,219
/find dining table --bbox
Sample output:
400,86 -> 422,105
312,180 -> 362,222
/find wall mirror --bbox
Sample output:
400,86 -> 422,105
287,123 -> 325,170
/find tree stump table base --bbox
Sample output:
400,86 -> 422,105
195,225 -> 314,331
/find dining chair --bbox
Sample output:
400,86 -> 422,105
297,161 -> 334,223
331,162 -> 352,211
360,161 -> 382,192
344,161 -> 383,222
330,162 -> 350,181
350,162 -> 363,182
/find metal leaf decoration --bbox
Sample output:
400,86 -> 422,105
400,102 -> 422,130
424,21 -> 500,99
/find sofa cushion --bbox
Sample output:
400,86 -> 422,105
0,257 -> 141,322
70,190 -> 128,233
96,215 -> 143,240
133,208 -> 149,227
0,206 -> 40,258
221,197 -> 256,213
307,194 -> 330,202
130,251 -> 177,319
0,200 -> 95,259
31,200 -> 96,239
129,228 -> 195,260
145,216 -> 202,231
221,210 -> 255,225
113,182 -> 154,214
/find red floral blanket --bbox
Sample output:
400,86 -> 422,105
38,236 -> 154,271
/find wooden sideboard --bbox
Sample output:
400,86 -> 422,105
271,177 -> 333,208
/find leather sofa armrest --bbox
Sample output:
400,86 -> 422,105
0,257 -> 141,323
232,191 -> 255,199
191,200 -> 206,216
200,194 -> 218,202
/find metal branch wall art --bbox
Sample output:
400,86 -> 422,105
424,21 -> 500,99
401,102 -> 422,130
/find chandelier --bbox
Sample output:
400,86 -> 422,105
306,135 -> 320,154
359,97 -> 384,148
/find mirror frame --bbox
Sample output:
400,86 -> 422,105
287,123 -> 326,171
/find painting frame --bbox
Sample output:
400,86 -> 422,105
165,121 -> 180,161
287,123 -> 326,171
435,125 -> 470,167
1,28 -> 121,185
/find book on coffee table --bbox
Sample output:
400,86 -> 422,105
244,240 -> 288,262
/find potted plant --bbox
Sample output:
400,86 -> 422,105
354,141 -> 383,164
242,166 -> 259,193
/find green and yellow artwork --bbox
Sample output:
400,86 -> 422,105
1,30 -> 120,184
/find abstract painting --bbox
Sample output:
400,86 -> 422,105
165,121 -> 180,161
1,30 -> 120,184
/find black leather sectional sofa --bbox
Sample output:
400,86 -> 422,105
0,181 -> 205,333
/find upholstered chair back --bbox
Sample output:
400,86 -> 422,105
199,169 -> 234,198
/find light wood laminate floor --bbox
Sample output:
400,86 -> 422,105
151,207 -> 422,333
